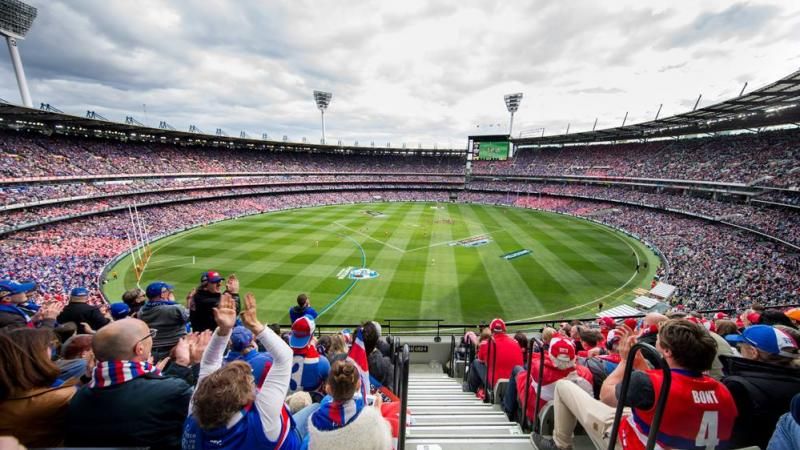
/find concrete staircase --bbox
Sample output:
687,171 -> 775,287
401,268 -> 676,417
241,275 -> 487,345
403,367 -> 534,450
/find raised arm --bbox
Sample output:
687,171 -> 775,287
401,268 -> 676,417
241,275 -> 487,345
240,292 -> 293,441
187,294 -> 236,414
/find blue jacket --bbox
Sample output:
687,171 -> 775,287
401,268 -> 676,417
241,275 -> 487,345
225,350 -> 273,387
288,306 -> 318,324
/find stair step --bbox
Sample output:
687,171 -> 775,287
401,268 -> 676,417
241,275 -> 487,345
409,400 -> 486,407
405,437 -> 535,450
408,394 -> 478,401
407,425 -> 523,437
410,405 -> 503,414
409,387 -> 466,393
412,414 -> 514,425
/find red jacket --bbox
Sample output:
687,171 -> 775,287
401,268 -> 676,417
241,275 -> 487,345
477,333 -> 523,387
515,353 -> 593,421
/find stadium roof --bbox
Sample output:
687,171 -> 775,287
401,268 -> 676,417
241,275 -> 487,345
514,69 -> 800,146
0,102 -> 464,156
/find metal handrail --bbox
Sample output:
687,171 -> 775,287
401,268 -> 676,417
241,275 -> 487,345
606,343 -> 671,450
448,334 -> 456,377
485,337 -> 496,403
520,336 -> 545,432
398,344 -> 410,450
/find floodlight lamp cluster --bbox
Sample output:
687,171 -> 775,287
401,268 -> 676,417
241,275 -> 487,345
314,90 -> 332,111
504,92 -> 523,113
0,0 -> 37,38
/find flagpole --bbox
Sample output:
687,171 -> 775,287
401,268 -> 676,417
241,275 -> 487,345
128,206 -> 144,263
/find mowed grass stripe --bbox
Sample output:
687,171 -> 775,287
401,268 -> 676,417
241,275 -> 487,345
419,204 -> 463,323
324,203 -> 420,323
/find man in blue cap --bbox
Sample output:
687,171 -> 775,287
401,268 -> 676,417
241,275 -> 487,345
0,279 -> 61,329
57,286 -> 109,334
224,325 -> 274,387
137,281 -> 189,362
721,324 -> 800,449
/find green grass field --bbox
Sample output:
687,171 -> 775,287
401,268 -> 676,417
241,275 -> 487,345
103,202 -> 659,326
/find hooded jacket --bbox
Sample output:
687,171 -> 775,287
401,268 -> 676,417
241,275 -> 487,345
515,353 -> 593,421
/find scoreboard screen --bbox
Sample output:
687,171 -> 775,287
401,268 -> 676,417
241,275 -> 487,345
473,140 -> 509,160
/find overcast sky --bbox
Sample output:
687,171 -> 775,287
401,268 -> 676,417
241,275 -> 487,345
1,0 -> 798,147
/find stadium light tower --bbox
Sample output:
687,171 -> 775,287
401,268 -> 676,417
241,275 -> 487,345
313,90 -> 332,144
0,0 -> 37,107
504,92 -> 523,136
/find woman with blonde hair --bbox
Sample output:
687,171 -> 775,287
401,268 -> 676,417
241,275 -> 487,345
305,359 -> 392,449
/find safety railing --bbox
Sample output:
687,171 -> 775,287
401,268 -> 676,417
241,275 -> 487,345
397,344 -> 411,450
607,343 -> 671,450
521,336 -> 546,432
484,336 -> 497,404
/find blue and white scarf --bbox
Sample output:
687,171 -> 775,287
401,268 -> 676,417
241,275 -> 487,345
311,395 -> 365,431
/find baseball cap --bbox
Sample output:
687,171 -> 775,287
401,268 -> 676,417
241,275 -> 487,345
70,287 -> 90,298
201,271 -> 224,284
549,337 -> 576,362
0,279 -> 36,299
290,316 -> 316,348
745,312 -> 761,325
598,317 -> 615,329
230,326 -> 254,352
713,312 -> 729,320
623,318 -> 638,331
605,329 -> 621,349
109,302 -> 130,320
145,281 -> 174,299
726,325 -> 798,358
489,318 -> 506,333
785,308 -> 800,322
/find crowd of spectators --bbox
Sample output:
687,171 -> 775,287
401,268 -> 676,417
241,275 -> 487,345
465,309 -> 800,449
0,174 -> 463,207
0,131 -> 464,179
0,274 -> 400,449
470,180 -> 800,245
473,128 -> 800,187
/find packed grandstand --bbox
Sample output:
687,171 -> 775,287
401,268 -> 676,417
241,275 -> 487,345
2,2 -> 800,449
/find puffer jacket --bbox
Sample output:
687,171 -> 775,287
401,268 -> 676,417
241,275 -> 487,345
0,381 -> 77,447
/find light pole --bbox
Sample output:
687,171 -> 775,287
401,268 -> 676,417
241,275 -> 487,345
0,0 -> 37,107
313,90 -> 332,144
504,92 -> 523,136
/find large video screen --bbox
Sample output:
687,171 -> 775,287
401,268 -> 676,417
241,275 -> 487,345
475,140 -> 509,160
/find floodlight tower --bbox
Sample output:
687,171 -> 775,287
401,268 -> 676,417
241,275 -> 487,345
313,90 -> 332,144
0,0 -> 37,107
504,92 -> 523,136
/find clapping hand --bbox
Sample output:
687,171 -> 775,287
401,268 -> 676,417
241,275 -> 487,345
241,292 -> 264,335
34,301 -> 64,321
189,330 -> 212,365
212,293 -> 237,335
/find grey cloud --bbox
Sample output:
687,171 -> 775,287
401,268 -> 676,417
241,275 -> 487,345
659,3 -> 781,49
657,62 -> 688,73
566,87 -> 625,95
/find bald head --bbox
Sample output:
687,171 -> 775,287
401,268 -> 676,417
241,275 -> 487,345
93,318 -> 151,362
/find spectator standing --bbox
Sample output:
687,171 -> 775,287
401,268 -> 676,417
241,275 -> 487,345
288,316 -> 330,398
722,325 -> 800,449
289,293 -> 318,323
64,318 -> 197,449
0,328 -> 77,447
190,271 -> 241,332
57,287 -> 110,334
768,393 -> 800,450
137,281 -> 189,360
467,318 -> 523,395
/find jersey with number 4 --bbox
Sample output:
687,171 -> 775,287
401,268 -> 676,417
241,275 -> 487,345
619,369 -> 737,450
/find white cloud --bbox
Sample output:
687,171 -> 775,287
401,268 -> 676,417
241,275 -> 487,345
0,0 -> 796,147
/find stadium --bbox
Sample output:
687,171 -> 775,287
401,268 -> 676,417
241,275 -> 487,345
0,1 -> 798,449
